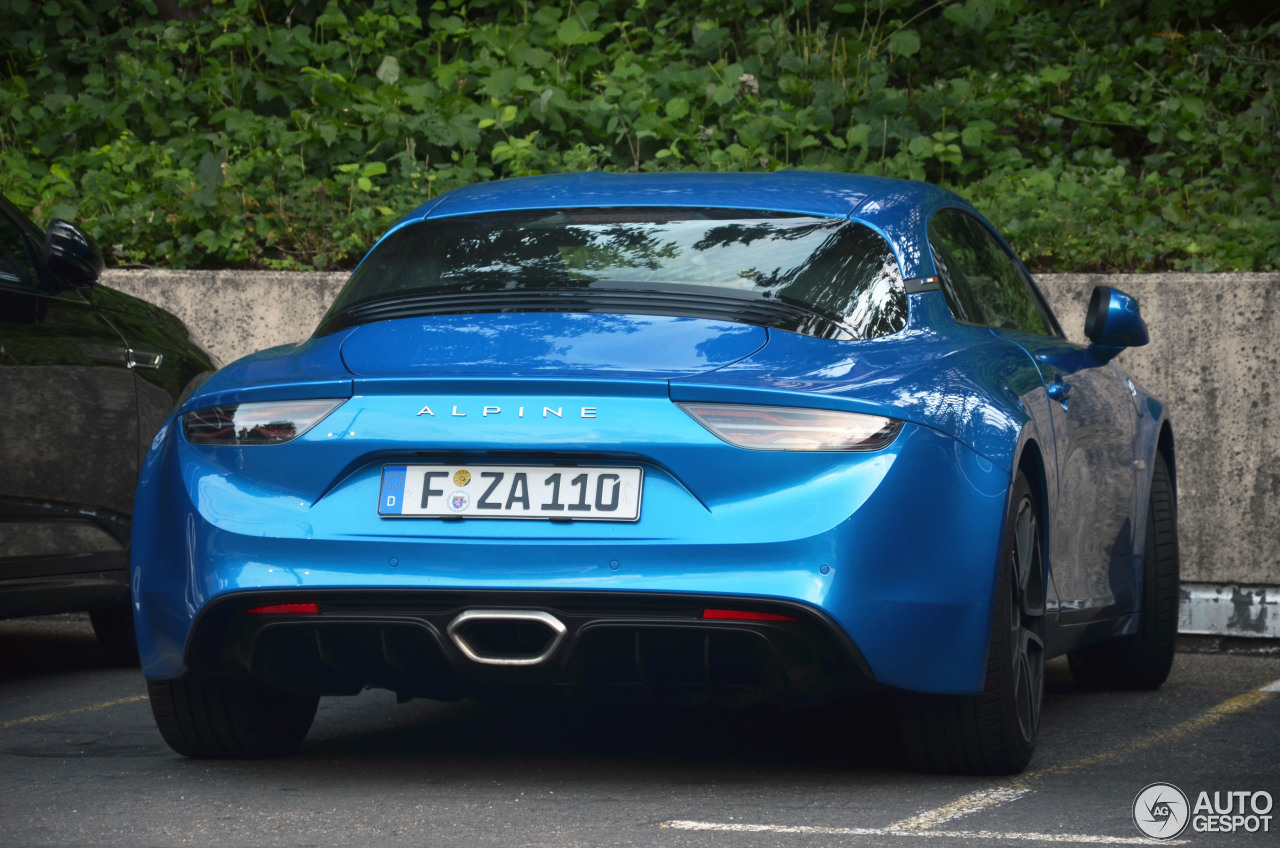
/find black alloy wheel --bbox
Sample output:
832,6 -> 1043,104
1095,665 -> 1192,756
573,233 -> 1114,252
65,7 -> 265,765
1009,488 -> 1046,748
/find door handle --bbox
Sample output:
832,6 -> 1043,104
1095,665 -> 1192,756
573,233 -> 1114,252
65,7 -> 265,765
127,349 -> 164,370
79,343 -> 130,366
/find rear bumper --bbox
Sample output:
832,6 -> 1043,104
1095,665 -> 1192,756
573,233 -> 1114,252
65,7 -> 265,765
183,589 -> 875,708
133,411 -> 1013,696
0,553 -> 130,620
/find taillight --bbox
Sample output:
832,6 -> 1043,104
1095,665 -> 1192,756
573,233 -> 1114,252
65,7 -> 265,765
702,609 -> 797,622
678,402 -> 901,451
245,603 -> 319,615
182,399 -> 345,446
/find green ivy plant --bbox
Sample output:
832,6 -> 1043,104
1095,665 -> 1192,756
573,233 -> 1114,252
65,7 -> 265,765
0,0 -> 1275,271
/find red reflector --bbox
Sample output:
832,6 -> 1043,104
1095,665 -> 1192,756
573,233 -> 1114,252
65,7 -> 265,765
245,603 -> 319,615
702,608 -> 797,622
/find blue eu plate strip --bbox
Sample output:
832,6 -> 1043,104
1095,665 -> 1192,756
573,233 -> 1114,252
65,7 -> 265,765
379,465 -> 407,516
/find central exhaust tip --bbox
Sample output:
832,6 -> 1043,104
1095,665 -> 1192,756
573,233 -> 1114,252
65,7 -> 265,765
446,609 -> 567,666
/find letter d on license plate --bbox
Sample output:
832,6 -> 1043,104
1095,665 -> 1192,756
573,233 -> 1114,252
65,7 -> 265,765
379,464 -> 642,521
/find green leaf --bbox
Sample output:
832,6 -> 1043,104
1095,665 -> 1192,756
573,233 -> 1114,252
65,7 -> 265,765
511,45 -> 553,69
1161,201 -> 1188,225
846,124 -> 872,146
888,29 -> 920,57
1025,171 -> 1055,192
483,67 -> 518,99
1040,65 -> 1071,86
375,56 -> 401,86
555,17 -> 601,46
197,151 -> 226,186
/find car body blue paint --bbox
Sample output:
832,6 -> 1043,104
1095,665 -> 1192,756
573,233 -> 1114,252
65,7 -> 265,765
1087,286 -> 1150,349
339,313 -> 768,379
132,171 -> 1172,698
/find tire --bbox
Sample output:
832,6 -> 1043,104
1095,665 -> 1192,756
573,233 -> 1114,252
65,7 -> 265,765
148,675 -> 319,759
1068,452 -> 1179,690
898,471 -> 1046,775
89,604 -> 141,667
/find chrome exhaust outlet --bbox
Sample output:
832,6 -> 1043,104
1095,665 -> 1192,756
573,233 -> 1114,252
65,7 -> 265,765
446,609 -> 567,666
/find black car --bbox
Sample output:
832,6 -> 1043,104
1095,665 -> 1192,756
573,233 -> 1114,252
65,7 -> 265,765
0,195 -> 216,664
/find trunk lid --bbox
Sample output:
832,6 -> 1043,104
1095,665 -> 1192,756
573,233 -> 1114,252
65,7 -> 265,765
339,313 -> 767,380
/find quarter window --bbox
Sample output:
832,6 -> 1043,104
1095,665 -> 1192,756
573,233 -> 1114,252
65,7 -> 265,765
0,209 -> 40,289
928,208 -> 1050,336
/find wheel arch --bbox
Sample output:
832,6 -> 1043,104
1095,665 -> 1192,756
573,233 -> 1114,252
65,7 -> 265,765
1014,438 -> 1050,532
1156,420 -> 1176,507
1012,437 -> 1051,612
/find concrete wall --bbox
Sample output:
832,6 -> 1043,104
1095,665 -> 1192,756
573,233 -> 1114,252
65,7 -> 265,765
102,269 -> 1280,588
103,270 -> 348,366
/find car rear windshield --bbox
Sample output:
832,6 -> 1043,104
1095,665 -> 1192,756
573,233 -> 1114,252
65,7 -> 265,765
318,207 -> 907,341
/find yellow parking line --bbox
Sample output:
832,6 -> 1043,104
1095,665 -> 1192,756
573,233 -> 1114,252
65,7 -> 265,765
1023,683 -> 1276,782
665,678 -> 1280,842
0,694 -> 146,730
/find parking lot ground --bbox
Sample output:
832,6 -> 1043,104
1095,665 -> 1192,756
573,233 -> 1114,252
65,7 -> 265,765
1,614 -> 1276,847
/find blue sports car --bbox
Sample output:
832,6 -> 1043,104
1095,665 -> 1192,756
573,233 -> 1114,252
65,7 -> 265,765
133,172 -> 1177,774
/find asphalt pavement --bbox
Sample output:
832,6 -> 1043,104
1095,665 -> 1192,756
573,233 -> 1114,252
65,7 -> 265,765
1,613 -> 1276,847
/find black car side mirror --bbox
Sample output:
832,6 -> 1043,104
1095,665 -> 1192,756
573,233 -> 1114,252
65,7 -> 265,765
44,219 -> 105,290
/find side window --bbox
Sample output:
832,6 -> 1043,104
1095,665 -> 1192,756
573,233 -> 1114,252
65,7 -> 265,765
928,209 -> 1050,336
0,208 -> 41,289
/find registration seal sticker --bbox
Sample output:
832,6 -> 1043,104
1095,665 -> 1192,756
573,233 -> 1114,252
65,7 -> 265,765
453,470 -> 471,487
448,491 -> 470,512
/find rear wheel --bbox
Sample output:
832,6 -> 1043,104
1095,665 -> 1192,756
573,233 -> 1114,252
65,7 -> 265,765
148,675 -> 318,758
1068,452 -> 1179,690
899,471 -> 1045,774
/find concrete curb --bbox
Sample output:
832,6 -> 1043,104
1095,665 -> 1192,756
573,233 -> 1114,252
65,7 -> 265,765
1180,583 -> 1279,639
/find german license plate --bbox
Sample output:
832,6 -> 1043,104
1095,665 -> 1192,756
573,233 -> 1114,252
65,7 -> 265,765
378,465 -> 643,521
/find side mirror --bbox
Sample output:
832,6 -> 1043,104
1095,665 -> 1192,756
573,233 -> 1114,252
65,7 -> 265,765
1084,285 -> 1147,363
44,219 -> 104,290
